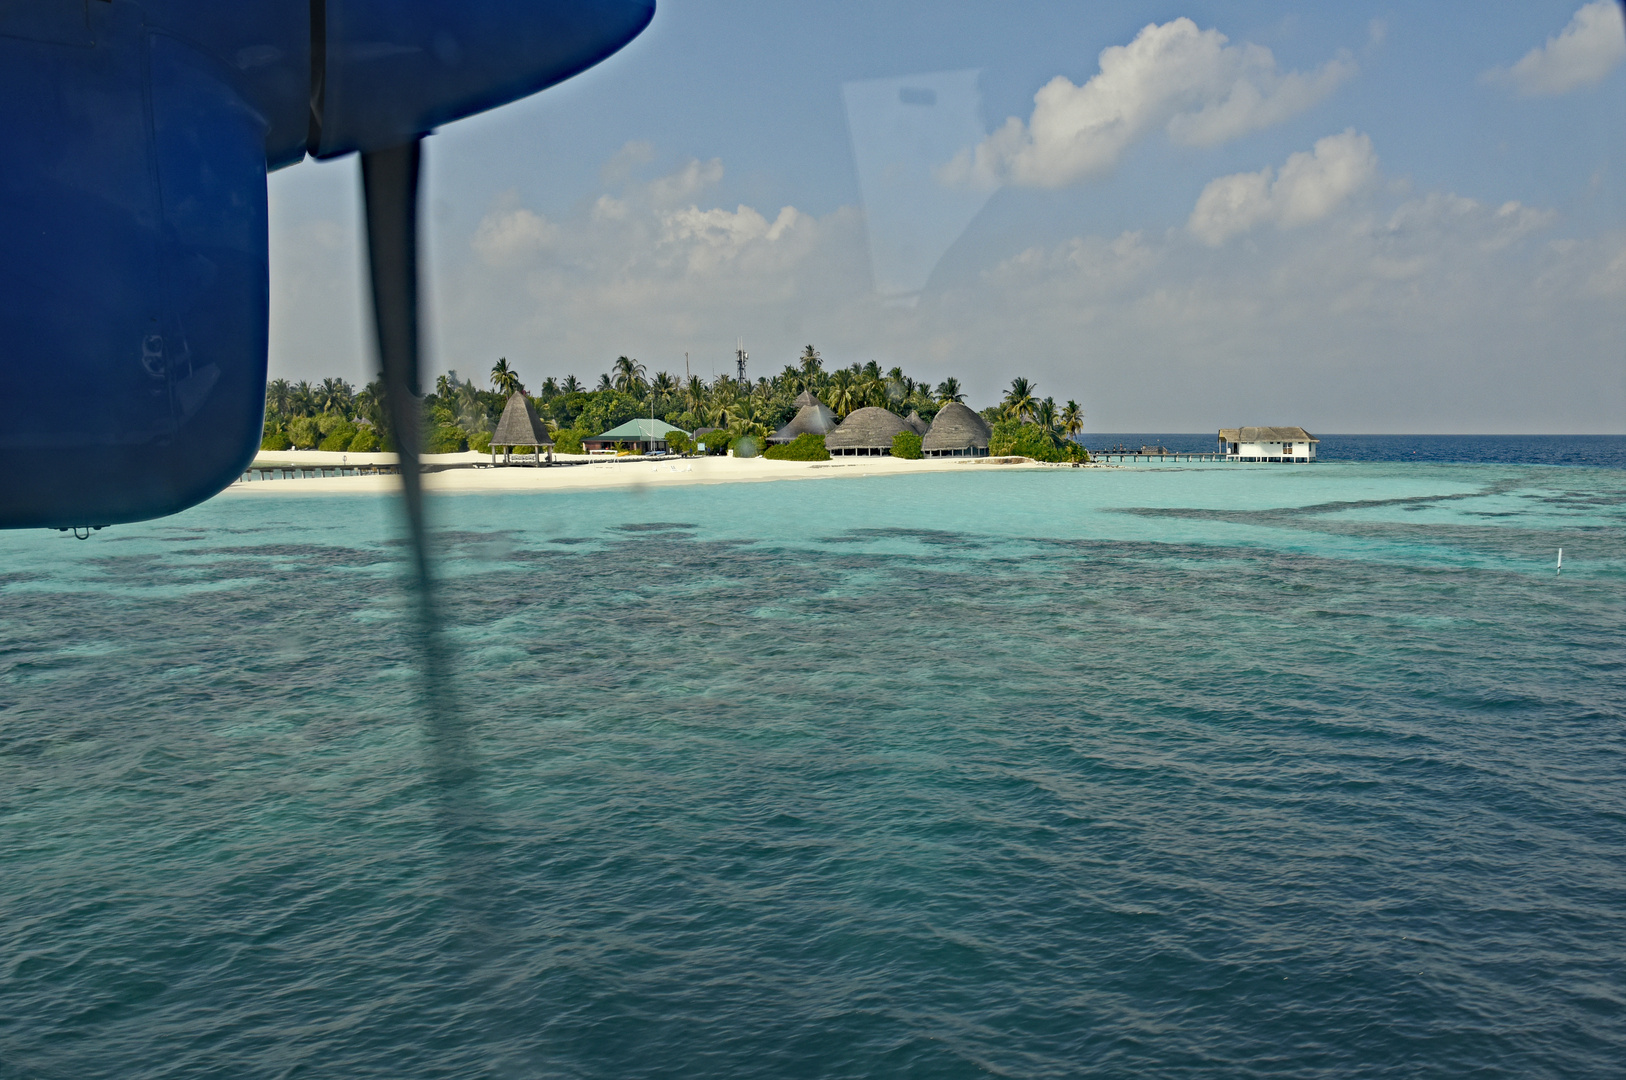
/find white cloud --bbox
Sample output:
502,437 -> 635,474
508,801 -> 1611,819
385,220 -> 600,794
1189,130 -> 1377,245
471,200 -> 560,266
1484,1 -> 1626,96
947,17 -> 1355,189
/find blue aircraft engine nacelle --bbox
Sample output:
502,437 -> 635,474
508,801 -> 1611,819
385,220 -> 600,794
0,0 -> 653,531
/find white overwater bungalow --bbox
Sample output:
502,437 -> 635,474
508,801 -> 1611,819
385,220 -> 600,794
1218,427 -> 1319,462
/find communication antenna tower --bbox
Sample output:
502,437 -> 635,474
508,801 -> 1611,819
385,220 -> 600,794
736,338 -> 748,384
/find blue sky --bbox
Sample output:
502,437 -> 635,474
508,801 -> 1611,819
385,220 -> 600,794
268,1 -> 1626,431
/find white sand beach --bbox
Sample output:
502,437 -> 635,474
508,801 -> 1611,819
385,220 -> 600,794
225,450 -> 1099,499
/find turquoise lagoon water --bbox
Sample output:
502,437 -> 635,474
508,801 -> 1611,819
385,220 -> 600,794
2,460 -> 1624,1078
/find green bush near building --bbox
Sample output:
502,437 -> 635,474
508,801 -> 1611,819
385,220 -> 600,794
664,431 -> 695,455
553,429 -> 586,455
891,430 -> 923,459
348,427 -> 380,453
468,431 -> 493,454
763,433 -> 830,461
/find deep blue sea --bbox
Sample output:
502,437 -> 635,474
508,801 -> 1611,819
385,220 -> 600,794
3,440 -> 1624,1079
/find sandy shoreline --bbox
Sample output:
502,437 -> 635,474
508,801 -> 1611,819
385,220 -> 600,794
224,450 -> 1100,498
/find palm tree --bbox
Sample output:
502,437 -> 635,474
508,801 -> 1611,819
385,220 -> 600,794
651,371 -> 678,408
490,357 -> 522,397
540,377 -> 560,401
934,377 -> 965,404
612,355 -> 646,394
1061,399 -> 1084,438
799,345 -> 823,380
266,379 -> 293,417
320,377 -> 354,415
596,372 -> 614,392
562,374 -> 583,394
826,370 -> 856,416
684,375 -> 707,413
1003,377 -> 1037,422
1034,396 -> 1059,433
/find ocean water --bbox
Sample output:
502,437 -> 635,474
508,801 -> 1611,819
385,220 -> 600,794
1087,433 -> 1626,469
2,457 -> 1624,1079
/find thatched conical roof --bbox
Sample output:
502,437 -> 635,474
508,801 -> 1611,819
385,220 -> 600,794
922,401 -> 991,453
826,406 -> 911,450
905,409 -> 930,435
770,393 -> 840,443
492,392 -> 552,446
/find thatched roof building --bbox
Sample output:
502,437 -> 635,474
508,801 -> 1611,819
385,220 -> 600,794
922,402 -> 991,457
491,392 -> 552,465
826,406 -> 911,456
769,390 -> 840,444
904,410 -> 930,435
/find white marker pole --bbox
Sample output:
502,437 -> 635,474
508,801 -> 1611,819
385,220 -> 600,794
1557,548 -> 1562,574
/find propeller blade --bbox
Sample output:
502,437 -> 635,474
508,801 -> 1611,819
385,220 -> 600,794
360,138 -> 433,598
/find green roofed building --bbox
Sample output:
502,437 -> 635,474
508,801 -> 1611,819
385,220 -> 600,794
584,418 -> 690,454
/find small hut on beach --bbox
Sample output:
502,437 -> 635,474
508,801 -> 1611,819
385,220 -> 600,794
904,410 -> 930,435
769,390 -> 840,444
826,406 -> 911,456
491,392 -> 553,465
922,402 -> 991,458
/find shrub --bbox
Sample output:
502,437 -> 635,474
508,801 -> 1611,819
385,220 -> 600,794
318,424 -> 357,451
763,433 -> 830,461
287,416 -> 320,449
665,431 -> 695,455
468,430 -> 492,454
987,420 -> 1087,463
553,429 -> 586,455
426,423 -> 467,454
261,429 -> 291,451
891,430 -> 923,459
348,427 -> 380,453
317,413 -> 348,437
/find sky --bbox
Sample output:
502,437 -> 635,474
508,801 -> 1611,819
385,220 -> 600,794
266,0 -> 1626,433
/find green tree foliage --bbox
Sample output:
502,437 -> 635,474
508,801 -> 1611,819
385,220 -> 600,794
490,357 -> 522,396
427,423 -> 467,454
469,431 -> 493,454
553,429 -> 586,455
287,416 -> 320,449
261,429 -> 291,451
664,430 -> 695,455
318,423 -> 357,451
1061,399 -> 1084,437
348,427 -> 380,453
763,433 -> 830,460
987,419 -> 1087,462
891,430 -> 923,459
1002,377 -> 1037,422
